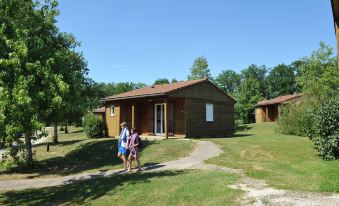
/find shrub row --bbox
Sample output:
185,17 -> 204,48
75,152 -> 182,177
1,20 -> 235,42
278,96 -> 339,160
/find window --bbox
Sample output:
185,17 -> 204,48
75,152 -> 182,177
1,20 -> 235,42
110,105 -> 115,116
206,103 -> 214,122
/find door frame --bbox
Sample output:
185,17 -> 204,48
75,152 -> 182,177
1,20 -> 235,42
154,103 -> 164,135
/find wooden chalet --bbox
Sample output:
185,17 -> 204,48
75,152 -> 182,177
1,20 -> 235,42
101,79 -> 235,138
255,94 -> 304,123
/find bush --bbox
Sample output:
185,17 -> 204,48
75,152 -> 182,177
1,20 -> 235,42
83,113 -> 105,138
278,101 -> 315,137
310,96 -> 339,160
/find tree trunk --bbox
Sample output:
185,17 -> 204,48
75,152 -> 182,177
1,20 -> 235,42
53,124 -> 58,144
65,124 -> 68,134
24,132 -> 33,166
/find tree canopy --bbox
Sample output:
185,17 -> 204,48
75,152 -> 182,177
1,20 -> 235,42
154,78 -> 170,85
0,0 -> 87,164
215,70 -> 240,95
296,42 -> 339,101
187,56 -> 212,80
266,64 -> 296,98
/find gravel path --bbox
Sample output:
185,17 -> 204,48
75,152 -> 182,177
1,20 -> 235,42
0,139 -> 338,206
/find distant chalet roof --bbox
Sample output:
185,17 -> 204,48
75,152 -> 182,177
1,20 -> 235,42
256,93 -> 304,107
102,78 -> 232,102
93,106 -> 105,113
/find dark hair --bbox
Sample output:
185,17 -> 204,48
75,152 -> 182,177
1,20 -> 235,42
131,128 -> 138,133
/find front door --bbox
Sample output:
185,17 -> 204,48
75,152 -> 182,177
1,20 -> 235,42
154,104 -> 164,135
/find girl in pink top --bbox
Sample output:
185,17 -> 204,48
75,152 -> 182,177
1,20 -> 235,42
127,128 -> 141,172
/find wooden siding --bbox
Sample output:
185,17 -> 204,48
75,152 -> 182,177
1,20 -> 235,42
169,82 -> 234,103
120,102 -> 132,128
138,101 -> 154,134
172,98 -> 185,135
185,98 -> 235,137
255,107 -> 266,123
105,102 -> 120,137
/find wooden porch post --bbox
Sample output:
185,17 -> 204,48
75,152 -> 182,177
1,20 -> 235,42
265,106 -> 269,122
132,102 -> 136,128
164,98 -> 168,139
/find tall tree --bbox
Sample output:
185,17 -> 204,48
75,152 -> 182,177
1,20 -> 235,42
0,0 -> 86,164
154,78 -> 169,85
60,51 -> 88,134
266,64 -> 296,98
297,42 -> 339,101
233,64 -> 267,123
215,70 -> 240,95
44,34 -> 88,143
234,77 -> 262,123
187,56 -> 212,80
240,64 -> 268,98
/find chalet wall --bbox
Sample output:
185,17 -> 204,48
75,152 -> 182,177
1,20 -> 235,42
105,102 -> 120,137
169,82 -> 234,103
138,101 -> 154,134
255,107 -> 266,123
172,98 -> 185,135
185,98 -> 235,137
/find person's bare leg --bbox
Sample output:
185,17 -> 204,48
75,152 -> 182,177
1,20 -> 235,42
127,156 -> 132,172
121,155 -> 128,170
136,157 -> 141,171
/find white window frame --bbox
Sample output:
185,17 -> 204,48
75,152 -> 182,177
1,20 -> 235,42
110,105 -> 115,116
206,103 -> 214,122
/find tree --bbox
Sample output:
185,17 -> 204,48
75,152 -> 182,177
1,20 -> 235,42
215,70 -> 240,95
234,77 -> 262,123
266,64 -> 296,98
82,81 -> 147,113
153,78 -> 169,85
233,64 -> 266,123
0,0 -> 84,165
309,96 -> 339,160
60,51 -> 88,134
171,78 -> 178,83
297,42 -> 339,101
240,64 -> 268,98
187,56 -> 212,80
42,34 -> 88,143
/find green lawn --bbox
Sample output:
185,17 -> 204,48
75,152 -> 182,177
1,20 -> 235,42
0,127 -> 195,180
0,170 -> 242,206
205,123 -> 339,193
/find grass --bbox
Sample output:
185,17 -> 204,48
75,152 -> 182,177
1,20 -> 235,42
0,170 -> 242,206
0,127 -> 195,180
205,123 -> 339,193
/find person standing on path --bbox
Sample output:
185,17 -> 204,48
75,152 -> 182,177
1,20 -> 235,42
127,128 -> 142,172
117,122 -> 130,171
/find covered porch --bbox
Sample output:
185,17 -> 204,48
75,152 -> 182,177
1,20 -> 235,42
106,96 -> 186,138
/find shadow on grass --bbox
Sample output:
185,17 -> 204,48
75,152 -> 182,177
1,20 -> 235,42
187,133 -> 254,139
1,139 -> 156,177
34,139 -> 86,147
0,170 -> 187,206
227,133 -> 254,138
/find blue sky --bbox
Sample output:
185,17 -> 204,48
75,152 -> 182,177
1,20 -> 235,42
56,0 -> 336,85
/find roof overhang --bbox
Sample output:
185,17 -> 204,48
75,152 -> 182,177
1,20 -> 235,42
101,93 -> 165,102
